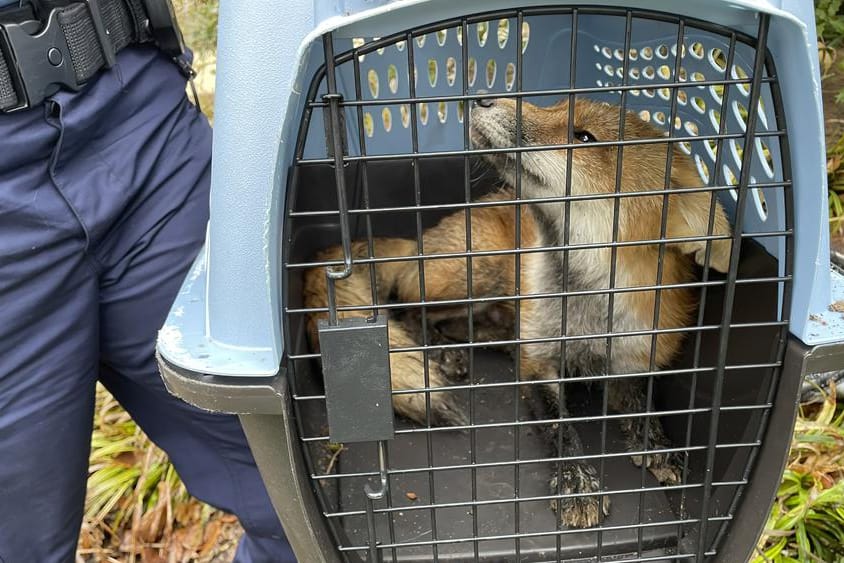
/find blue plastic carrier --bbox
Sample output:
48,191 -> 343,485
157,1 -> 844,562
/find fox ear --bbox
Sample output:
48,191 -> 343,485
669,160 -> 733,273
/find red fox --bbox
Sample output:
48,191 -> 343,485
303,97 -> 732,527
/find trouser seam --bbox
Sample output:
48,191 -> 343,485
45,101 -> 98,277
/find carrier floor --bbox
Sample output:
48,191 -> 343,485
336,350 -> 682,562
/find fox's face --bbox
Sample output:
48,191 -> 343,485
469,97 -> 682,199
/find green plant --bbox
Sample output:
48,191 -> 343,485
817,0 -> 844,48
754,386 -> 844,562
828,134 -> 844,234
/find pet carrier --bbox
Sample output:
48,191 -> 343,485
157,1 -> 844,561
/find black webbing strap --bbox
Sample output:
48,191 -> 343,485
0,41 -> 17,109
0,0 -> 153,111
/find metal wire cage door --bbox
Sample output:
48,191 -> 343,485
282,7 -> 792,563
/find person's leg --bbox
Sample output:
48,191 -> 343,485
85,90 -> 294,560
0,107 -> 99,563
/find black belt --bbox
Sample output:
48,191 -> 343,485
0,0 -> 190,112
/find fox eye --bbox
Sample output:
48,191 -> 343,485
573,129 -> 597,143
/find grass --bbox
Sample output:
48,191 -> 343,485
753,385 -> 844,562
78,385 -> 242,562
828,132 -> 844,235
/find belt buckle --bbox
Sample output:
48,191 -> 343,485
0,10 -> 80,111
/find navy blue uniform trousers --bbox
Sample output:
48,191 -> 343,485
0,46 -> 295,562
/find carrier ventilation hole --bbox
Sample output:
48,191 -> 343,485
684,121 -> 699,136
396,39 -> 406,51
658,88 -> 670,101
732,64 -> 750,95
416,34 -> 426,48
601,46 -> 612,59
709,109 -> 721,130
757,99 -> 769,128
629,48 -> 638,60
724,165 -> 738,202
438,101 -> 447,123
457,100 -> 464,123
363,112 -> 374,137
653,111 -> 666,125
677,90 -> 688,105
691,71 -> 705,83
381,107 -> 392,132
690,42 -> 704,59
456,26 -> 462,46
753,185 -> 768,219
631,88 -> 641,96
630,67 -> 641,80
643,88 -> 655,98
692,96 -> 706,113
710,84 -> 724,105
679,67 -> 688,81
486,59 -> 497,88
446,57 -> 456,86
428,59 -> 438,87
733,100 -> 748,131
436,29 -> 447,46
679,141 -> 692,154
498,19 -> 509,48
656,44 -> 669,59
674,116 -> 682,130
367,69 -> 379,98
643,65 -> 655,79
387,64 -> 398,94
614,48 -> 625,61
400,104 -> 410,128
520,21 -> 530,53
758,139 -> 775,178
352,37 -> 365,62
468,57 -> 477,87
375,40 -> 385,56
657,64 -> 671,80
705,138 -> 718,160
419,102 -> 429,125
638,109 -> 651,122
709,48 -> 726,72
641,46 -> 654,60
505,62 -> 516,90
695,154 -> 710,183
615,67 -> 624,79
604,64 -> 613,77
477,21 -> 489,47
730,139 -> 743,168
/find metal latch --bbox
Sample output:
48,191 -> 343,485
318,315 -> 394,443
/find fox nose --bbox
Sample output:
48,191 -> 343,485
473,97 -> 495,108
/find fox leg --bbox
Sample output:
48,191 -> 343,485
303,239 -> 468,426
607,376 -> 683,484
519,287 -> 610,527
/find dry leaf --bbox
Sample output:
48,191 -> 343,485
198,520 -> 222,557
405,491 -> 418,501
